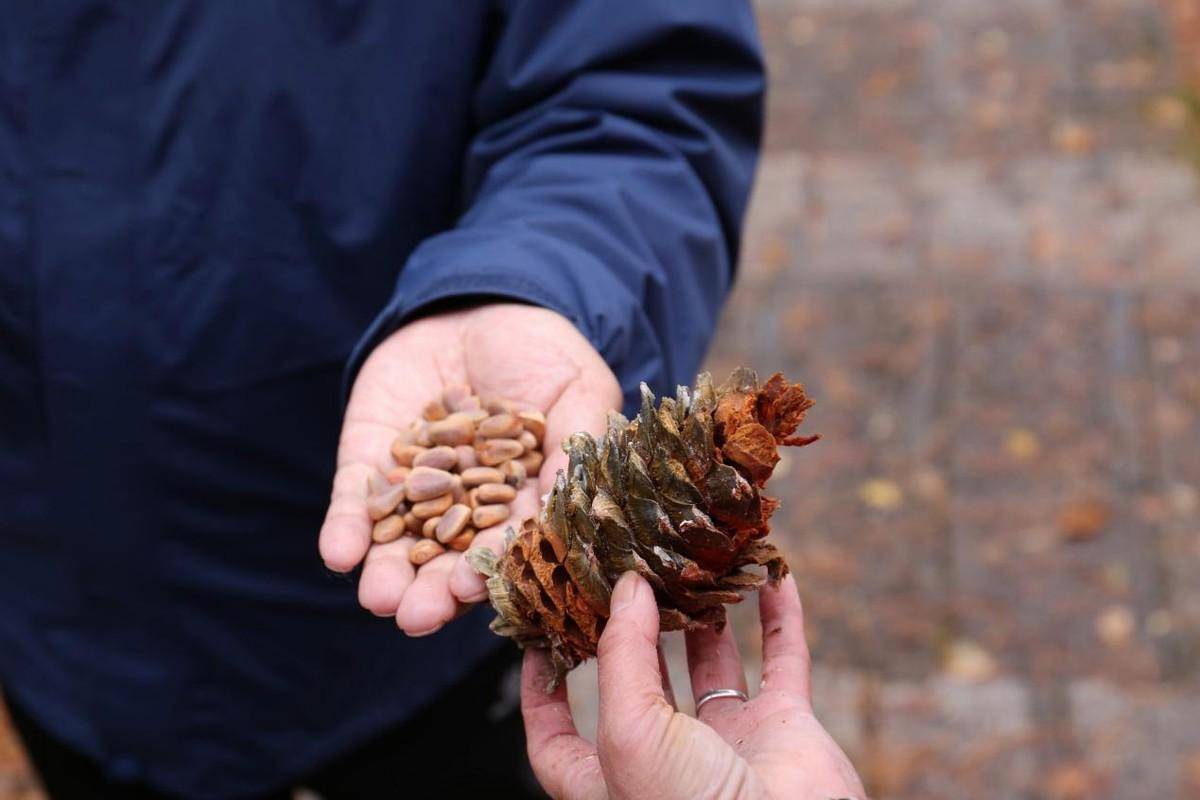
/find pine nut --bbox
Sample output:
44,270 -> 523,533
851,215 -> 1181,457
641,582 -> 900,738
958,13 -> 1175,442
367,483 -> 407,521
405,467 -> 455,502
409,539 -> 445,566
435,504 -> 471,543
476,482 -> 517,504
460,466 -> 504,487
372,515 -> 406,544
478,438 -> 524,466
411,492 -> 453,520
472,503 -> 510,529
478,414 -> 523,439
413,446 -> 458,471
448,529 -> 476,552
429,414 -> 475,446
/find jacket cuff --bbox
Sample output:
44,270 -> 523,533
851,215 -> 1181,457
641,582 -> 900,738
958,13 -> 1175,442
342,237 -> 643,403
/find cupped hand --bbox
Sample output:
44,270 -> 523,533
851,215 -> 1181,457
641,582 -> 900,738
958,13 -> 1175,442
318,303 -> 622,636
521,572 -> 866,800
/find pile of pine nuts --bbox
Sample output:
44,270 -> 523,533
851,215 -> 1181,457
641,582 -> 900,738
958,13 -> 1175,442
365,385 -> 545,566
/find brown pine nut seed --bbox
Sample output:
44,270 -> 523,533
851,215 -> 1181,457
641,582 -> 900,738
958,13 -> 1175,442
455,445 -> 478,470
414,420 -> 433,447
409,539 -> 445,566
385,465 -> 411,484
372,515 -> 406,544
460,466 -> 505,487
476,482 -> 517,504
478,438 -> 524,466
435,504 -> 471,543
516,410 -> 546,443
404,511 -> 422,536
411,492 -> 453,520
367,483 -> 408,521
518,451 -> 544,475
413,445 -> 458,471
463,408 -> 489,423
472,503 -> 510,529
423,399 -> 448,421
442,384 -> 474,412
450,475 -> 468,505
391,443 -> 426,467
502,458 -> 527,487
428,414 -> 475,446
466,488 -> 480,509
422,516 -> 442,539
392,427 -> 416,447
478,413 -> 523,439
448,529 -> 476,552
405,467 -> 455,502
517,430 -> 539,452
482,396 -> 515,415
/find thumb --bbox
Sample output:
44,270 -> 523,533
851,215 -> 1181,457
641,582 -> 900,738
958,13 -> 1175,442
596,572 -> 671,749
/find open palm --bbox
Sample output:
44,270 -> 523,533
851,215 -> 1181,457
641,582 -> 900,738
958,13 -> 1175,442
318,303 -> 622,636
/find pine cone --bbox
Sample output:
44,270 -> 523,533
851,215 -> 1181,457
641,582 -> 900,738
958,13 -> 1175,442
468,368 -> 817,686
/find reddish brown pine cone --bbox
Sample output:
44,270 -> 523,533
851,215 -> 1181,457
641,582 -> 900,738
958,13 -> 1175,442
469,369 -> 817,686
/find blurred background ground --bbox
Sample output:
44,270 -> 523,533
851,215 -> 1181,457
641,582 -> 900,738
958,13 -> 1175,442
5,0 -> 1200,798
581,1 -> 1200,798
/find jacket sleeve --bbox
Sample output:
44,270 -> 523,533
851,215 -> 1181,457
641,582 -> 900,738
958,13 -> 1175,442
349,0 -> 764,407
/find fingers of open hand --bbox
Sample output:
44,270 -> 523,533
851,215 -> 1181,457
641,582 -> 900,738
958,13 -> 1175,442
521,649 -> 606,800
758,573 -> 812,703
318,461 -> 376,573
357,537 -> 416,616
448,480 -> 540,604
540,377 -> 622,495
321,369 -> 421,575
685,619 -> 749,723
395,551 -> 461,636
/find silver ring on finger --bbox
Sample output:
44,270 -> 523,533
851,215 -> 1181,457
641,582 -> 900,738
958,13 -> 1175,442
695,688 -> 749,713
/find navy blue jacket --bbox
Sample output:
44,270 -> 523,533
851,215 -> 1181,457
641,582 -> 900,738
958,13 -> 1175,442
0,2 -> 762,796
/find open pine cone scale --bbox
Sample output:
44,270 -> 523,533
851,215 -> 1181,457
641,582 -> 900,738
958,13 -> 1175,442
469,368 -> 817,685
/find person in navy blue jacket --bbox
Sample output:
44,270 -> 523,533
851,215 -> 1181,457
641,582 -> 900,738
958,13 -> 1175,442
0,2 -> 763,797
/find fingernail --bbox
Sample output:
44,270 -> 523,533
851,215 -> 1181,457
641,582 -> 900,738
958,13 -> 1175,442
610,571 -> 641,614
407,622 -> 444,638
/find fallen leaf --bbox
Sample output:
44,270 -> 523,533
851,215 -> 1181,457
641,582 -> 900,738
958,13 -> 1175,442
859,478 -> 903,510
863,68 -> 901,98
1046,761 -> 1101,800
1096,605 -> 1136,648
1149,95 -> 1190,130
1053,120 -> 1095,155
1004,428 -> 1041,461
943,638 -> 997,682
1058,499 -> 1109,542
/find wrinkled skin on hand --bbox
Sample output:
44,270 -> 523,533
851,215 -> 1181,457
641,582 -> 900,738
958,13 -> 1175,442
521,571 -> 866,800
318,303 -> 621,636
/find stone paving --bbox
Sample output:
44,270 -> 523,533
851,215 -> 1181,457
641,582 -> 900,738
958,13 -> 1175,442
4,1 -> 1200,798
701,0 -> 1200,797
